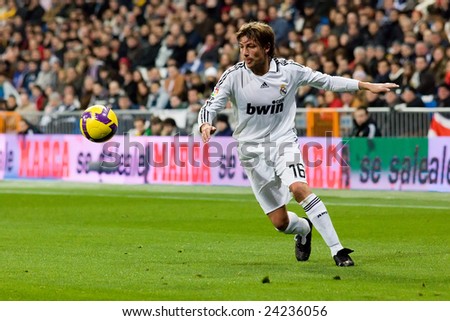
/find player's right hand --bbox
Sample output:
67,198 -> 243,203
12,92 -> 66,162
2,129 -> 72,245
200,123 -> 216,143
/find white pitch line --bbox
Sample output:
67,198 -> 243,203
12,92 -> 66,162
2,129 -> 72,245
0,189 -> 448,210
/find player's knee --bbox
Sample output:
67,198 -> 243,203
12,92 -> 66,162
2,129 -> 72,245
290,182 -> 311,203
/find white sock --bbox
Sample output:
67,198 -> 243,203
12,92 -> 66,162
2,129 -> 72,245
282,211 -> 311,236
300,194 -> 343,256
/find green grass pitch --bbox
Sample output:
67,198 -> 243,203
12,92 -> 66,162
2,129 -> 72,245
0,181 -> 449,301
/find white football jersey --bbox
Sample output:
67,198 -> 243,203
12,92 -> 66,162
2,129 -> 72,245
198,58 -> 359,143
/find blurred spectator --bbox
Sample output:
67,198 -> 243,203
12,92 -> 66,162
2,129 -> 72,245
410,56 -> 436,96
22,60 -> 39,95
214,113 -> 233,137
107,80 -> 122,109
388,60 -> 404,86
435,82 -> 450,107
149,116 -> 163,136
39,92 -> 61,128
5,94 -> 18,111
18,118 -> 41,135
351,106 -> 381,138
146,81 -> 169,110
324,91 -> 343,108
0,73 -> 21,104
164,65 -> 185,98
17,0 -> 45,25
167,95 -> 187,110
29,84 -> 46,111
140,33 -> 161,69
364,91 -> 386,108
128,117 -> 150,136
185,87 -> 204,134
136,81 -> 149,108
79,76 -> 94,110
180,49 -> 204,75
160,117 -> 178,136
35,60 -> 56,90
88,82 -> 108,107
340,92 -> 363,109
398,86 -> 425,108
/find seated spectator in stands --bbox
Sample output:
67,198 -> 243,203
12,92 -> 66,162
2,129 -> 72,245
35,60 -> 57,91
128,117 -> 150,136
107,80 -> 122,109
185,87 -> 204,134
6,95 -> 18,111
214,114 -> 233,137
364,90 -> 386,107
384,91 -> 401,110
410,56 -> 436,96
88,82 -> 108,106
164,65 -> 185,98
0,73 -> 21,105
136,81 -> 150,109
39,92 -> 62,128
388,60 -> 404,86
22,60 -> 39,95
160,118 -> 178,136
18,118 -> 41,135
149,116 -> 163,136
79,76 -> 94,110
436,82 -> 450,107
428,83 -> 450,136
398,86 -> 425,108
146,81 -> 169,110
57,92 -> 78,112
351,107 -> 381,138
30,84 -> 47,111
324,91 -> 343,108
340,92 -> 363,108
16,92 -> 38,124
180,49 -> 204,75
166,95 -> 187,109
374,59 -> 391,83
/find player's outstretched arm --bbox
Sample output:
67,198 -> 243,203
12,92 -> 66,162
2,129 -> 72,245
200,123 -> 217,143
358,82 -> 399,93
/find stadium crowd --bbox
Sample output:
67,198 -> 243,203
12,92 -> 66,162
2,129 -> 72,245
0,0 -> 450,136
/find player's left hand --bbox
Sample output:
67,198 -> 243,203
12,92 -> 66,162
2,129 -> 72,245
359,82 -> 399,93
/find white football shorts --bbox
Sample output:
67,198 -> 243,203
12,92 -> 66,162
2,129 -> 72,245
238,140 -> 308,214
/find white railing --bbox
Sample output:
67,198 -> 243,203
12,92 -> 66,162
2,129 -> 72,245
2,107 -> 449,137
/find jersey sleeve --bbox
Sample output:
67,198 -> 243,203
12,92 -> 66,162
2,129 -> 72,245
197,69 -> 233,131
295,65 -> 360,92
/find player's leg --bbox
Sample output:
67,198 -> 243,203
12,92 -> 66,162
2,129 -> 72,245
289,181 -> 354,266
238,144 -> 312,260
276,142 -> 354,266
267,205 -> 313,261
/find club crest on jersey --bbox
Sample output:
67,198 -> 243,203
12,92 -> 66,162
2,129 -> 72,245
279,84 -> 287,96
211,86 -> 219,97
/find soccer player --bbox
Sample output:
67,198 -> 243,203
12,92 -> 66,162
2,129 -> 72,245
198,22 -> 398,267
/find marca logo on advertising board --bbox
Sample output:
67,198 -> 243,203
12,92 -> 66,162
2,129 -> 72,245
19,136 -> 69,178
0,135 -> 69,179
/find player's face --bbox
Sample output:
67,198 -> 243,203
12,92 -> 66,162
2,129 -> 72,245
239,36 -> 269,75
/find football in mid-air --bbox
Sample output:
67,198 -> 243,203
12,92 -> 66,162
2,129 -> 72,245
80,105 -> 118,143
